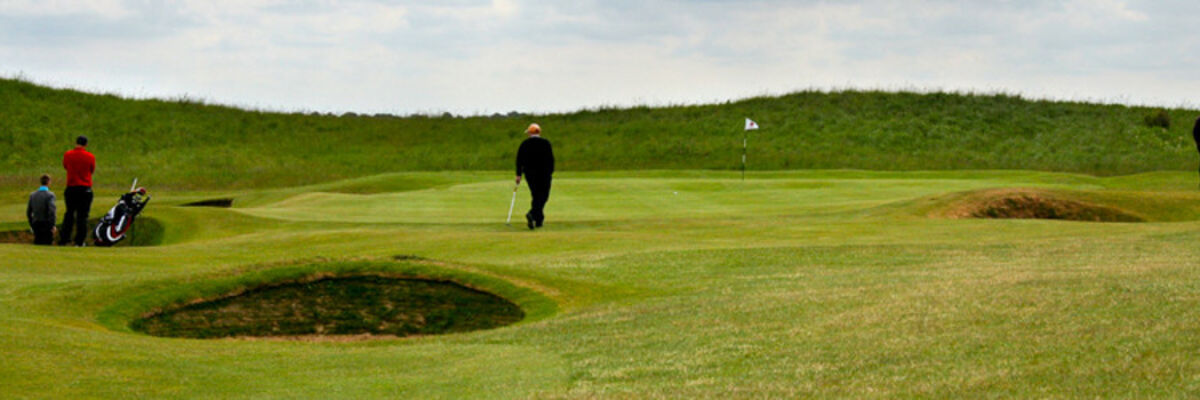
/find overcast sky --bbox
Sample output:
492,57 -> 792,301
2,0 -> 1198,115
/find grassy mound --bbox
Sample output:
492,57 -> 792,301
916,183 -> 1200,223
962,191 -> 1142,222
117,216 -> 165,246
937,189 -> 1144,222
132,275 -> 523,339
2,78 -> 1198,191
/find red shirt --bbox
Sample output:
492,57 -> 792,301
63,147 -> 95,187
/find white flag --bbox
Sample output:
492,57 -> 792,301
745,118 -> 759,131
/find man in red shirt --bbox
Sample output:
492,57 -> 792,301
59,135 -> 95,246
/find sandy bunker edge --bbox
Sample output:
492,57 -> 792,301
941,188 -> 1144,222
131,273 -> 526,339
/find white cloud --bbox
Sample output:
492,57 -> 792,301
1,0 -> 1198,113
492,0 -> 517,17
1067,0 -> 1149,24
0,0 -> 131,18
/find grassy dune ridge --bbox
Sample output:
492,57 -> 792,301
2,78 -> 1197,190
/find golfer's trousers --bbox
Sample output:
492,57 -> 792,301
60,186 -> 92,245
31,221 -> 54,245
526,174 -> 552,225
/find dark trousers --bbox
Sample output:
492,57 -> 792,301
60,186 -> 93,246
526,174 -> 552,226
31,221 -> 54,245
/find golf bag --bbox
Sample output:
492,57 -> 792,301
93,188 -> 150,247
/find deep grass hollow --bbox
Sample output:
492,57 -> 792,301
951,191 -> 1144,222
131,275 -> 525,339
181,198 -> 234,208
0,229 -> 33,244
0,217 -> 164,246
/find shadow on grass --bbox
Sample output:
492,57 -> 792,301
180,198 -> 234,208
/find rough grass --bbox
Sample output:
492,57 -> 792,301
2,78 -> 1198,191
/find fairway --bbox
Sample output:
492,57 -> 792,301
4,170 -> 1200,398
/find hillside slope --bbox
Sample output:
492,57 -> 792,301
1,78 -> 1196,190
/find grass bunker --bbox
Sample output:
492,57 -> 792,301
131,275 -> 525,339
0,229 -> 33,244
0,216 -> 164,246
944,189 -> 1144,222
181,198 -> 234,208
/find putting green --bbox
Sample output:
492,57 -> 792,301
3,170 -> 1200,398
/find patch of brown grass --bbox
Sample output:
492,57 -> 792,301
941,189 -> 1144,222
0,230 -> 33,244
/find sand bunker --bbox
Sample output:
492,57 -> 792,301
0,229 -> 34,244
131,275 -> 524,339
946,189 -> 1143,222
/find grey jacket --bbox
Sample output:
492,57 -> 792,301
27,189 -> 56,226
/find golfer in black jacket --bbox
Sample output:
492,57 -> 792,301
1194,116 -> 1200,187
516,123 -> 554,230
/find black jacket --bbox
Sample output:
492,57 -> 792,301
516,136 -> 554,177
1194,117 -> 1200,152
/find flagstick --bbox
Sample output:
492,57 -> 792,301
741,118 -> 758,181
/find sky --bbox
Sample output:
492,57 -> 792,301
1,0 -> 1198,115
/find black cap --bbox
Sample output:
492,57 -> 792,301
76,135 -> 88,146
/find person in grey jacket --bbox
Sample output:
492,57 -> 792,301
27,174 -> 58,245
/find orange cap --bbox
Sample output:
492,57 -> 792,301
526,123 -> 541,135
